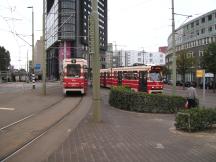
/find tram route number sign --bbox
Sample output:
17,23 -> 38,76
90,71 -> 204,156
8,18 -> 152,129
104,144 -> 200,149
71,59 -> 76,63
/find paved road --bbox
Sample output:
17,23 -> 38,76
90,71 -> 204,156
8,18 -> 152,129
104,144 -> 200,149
164,85 -> 216,108
0,82 -> 61,94
0,82 -> 63,129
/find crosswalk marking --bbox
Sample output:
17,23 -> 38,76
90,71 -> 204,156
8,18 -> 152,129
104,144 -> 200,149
0,108 -> 15,111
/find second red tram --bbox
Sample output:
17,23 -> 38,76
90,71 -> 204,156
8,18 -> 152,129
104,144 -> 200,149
100,65 -> 163,94
62,58 -> 88,95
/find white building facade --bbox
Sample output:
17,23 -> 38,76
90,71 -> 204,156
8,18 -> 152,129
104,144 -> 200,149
116,50 -> 165,67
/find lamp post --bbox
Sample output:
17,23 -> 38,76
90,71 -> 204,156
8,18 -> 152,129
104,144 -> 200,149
27,6 -> 35,89
142,48 -> 145,65
42,0 -> 46,95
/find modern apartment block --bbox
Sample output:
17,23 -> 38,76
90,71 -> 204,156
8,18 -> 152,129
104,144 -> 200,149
105,45 -> 165,68
166,9 -> 216,82
45,0 -> 107,79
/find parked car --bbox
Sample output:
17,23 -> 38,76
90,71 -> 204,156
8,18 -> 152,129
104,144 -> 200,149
176,80 -> 183,86
167,80 -> 173,85
199,81 -> 214,89
163,79 -> 168,84
184,81 -> 191,87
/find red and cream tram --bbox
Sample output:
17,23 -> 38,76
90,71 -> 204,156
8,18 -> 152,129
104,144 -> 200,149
100,65 -> 163,94
62,58 -> 88,95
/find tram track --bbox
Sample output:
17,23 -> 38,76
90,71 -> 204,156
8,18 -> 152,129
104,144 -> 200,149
0,95 -> 84,161
0,97 -> 65,131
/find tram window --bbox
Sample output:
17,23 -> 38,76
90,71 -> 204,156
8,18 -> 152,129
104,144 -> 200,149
67,64 -> 81,77
84,72 -> 88,79
133,71 -> 138,79
149,72 -> 162,81
114,72 -> 117,78
123,71 -> 127,79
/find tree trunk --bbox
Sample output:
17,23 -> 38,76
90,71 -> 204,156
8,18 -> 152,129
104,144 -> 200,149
182,73 -> 185,90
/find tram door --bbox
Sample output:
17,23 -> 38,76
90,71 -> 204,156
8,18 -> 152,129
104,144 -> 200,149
139,71 -> 147,92
103,72 -> 106,87
117,71 -> 122,86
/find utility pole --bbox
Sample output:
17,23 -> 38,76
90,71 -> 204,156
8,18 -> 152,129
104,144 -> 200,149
89,0 -> 101,122
42,0 -> 46,96
27,50 -> 29,82
171,0 -> 176,95
142,48 -> 145,65
27,6 -> 35,89
125,51 -> 127,67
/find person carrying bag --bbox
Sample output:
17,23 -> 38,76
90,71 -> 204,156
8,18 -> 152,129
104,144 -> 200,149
186,83 -> 198,108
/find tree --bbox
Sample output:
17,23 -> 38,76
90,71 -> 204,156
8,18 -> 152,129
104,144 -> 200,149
162,66 -> 171,80
201,42 -> 216,92
0,46 -> 11,71
176,50 -> 195,88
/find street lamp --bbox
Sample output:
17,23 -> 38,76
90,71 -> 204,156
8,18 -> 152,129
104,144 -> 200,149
27,6 -> 35,89
42,0 -> 46,95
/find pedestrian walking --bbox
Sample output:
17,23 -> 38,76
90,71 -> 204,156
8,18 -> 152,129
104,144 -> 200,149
186,83 -> 198,108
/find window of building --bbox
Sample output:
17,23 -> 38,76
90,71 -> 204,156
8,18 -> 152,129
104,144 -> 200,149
201,17 -> 205,23
191,22 -> 194,28
199,50 -> 204,57
138,53 -> 141,56
208,26 -> 212,32
150,53 -> 152,57
138,58 -> 141,62
187,52 -> 193,58
208,14 -> 212,21
201,28 -> 205,34
190,32 -> 194,38
196,30 -> 199,36
196,20 -> 199,26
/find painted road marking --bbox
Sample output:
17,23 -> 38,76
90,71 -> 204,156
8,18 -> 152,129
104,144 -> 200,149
0,108 -> 15,111
155,143 -> 165,149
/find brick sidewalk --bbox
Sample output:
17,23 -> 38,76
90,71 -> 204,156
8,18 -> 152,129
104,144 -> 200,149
44,89 -> 216,162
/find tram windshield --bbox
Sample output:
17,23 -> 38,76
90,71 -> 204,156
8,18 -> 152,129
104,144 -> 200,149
66,64 -> 81,77
149,72 -> 162,81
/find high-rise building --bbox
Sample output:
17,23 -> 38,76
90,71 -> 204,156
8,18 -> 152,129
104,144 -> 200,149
45,0 -> 107,80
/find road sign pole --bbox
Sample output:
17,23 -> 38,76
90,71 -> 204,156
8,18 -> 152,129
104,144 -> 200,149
203,70 -> 205,107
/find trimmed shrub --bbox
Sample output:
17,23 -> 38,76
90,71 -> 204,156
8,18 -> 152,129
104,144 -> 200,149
175,108 -> 216,132
109,86 -> 186,113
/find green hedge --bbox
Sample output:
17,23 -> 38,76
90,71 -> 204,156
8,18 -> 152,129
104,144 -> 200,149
109,86 -> 186,113
175,108 -> 216,132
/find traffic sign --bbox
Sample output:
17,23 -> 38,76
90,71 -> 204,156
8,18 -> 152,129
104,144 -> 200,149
196,70 -> 205,78
35,64 -> 41,70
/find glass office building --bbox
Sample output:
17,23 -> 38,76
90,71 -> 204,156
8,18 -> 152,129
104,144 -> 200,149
45,0 -> 107,80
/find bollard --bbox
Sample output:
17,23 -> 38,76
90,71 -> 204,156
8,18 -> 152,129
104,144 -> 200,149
32,73 -> 35,89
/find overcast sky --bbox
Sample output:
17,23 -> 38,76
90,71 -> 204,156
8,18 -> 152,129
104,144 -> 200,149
0,0 -> 215,69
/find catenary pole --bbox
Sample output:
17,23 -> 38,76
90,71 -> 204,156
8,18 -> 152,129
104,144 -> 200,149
42,0 -> 46,96
171,0 -> 176,95
27,6 -> 35,89
90,0 -> 101,122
